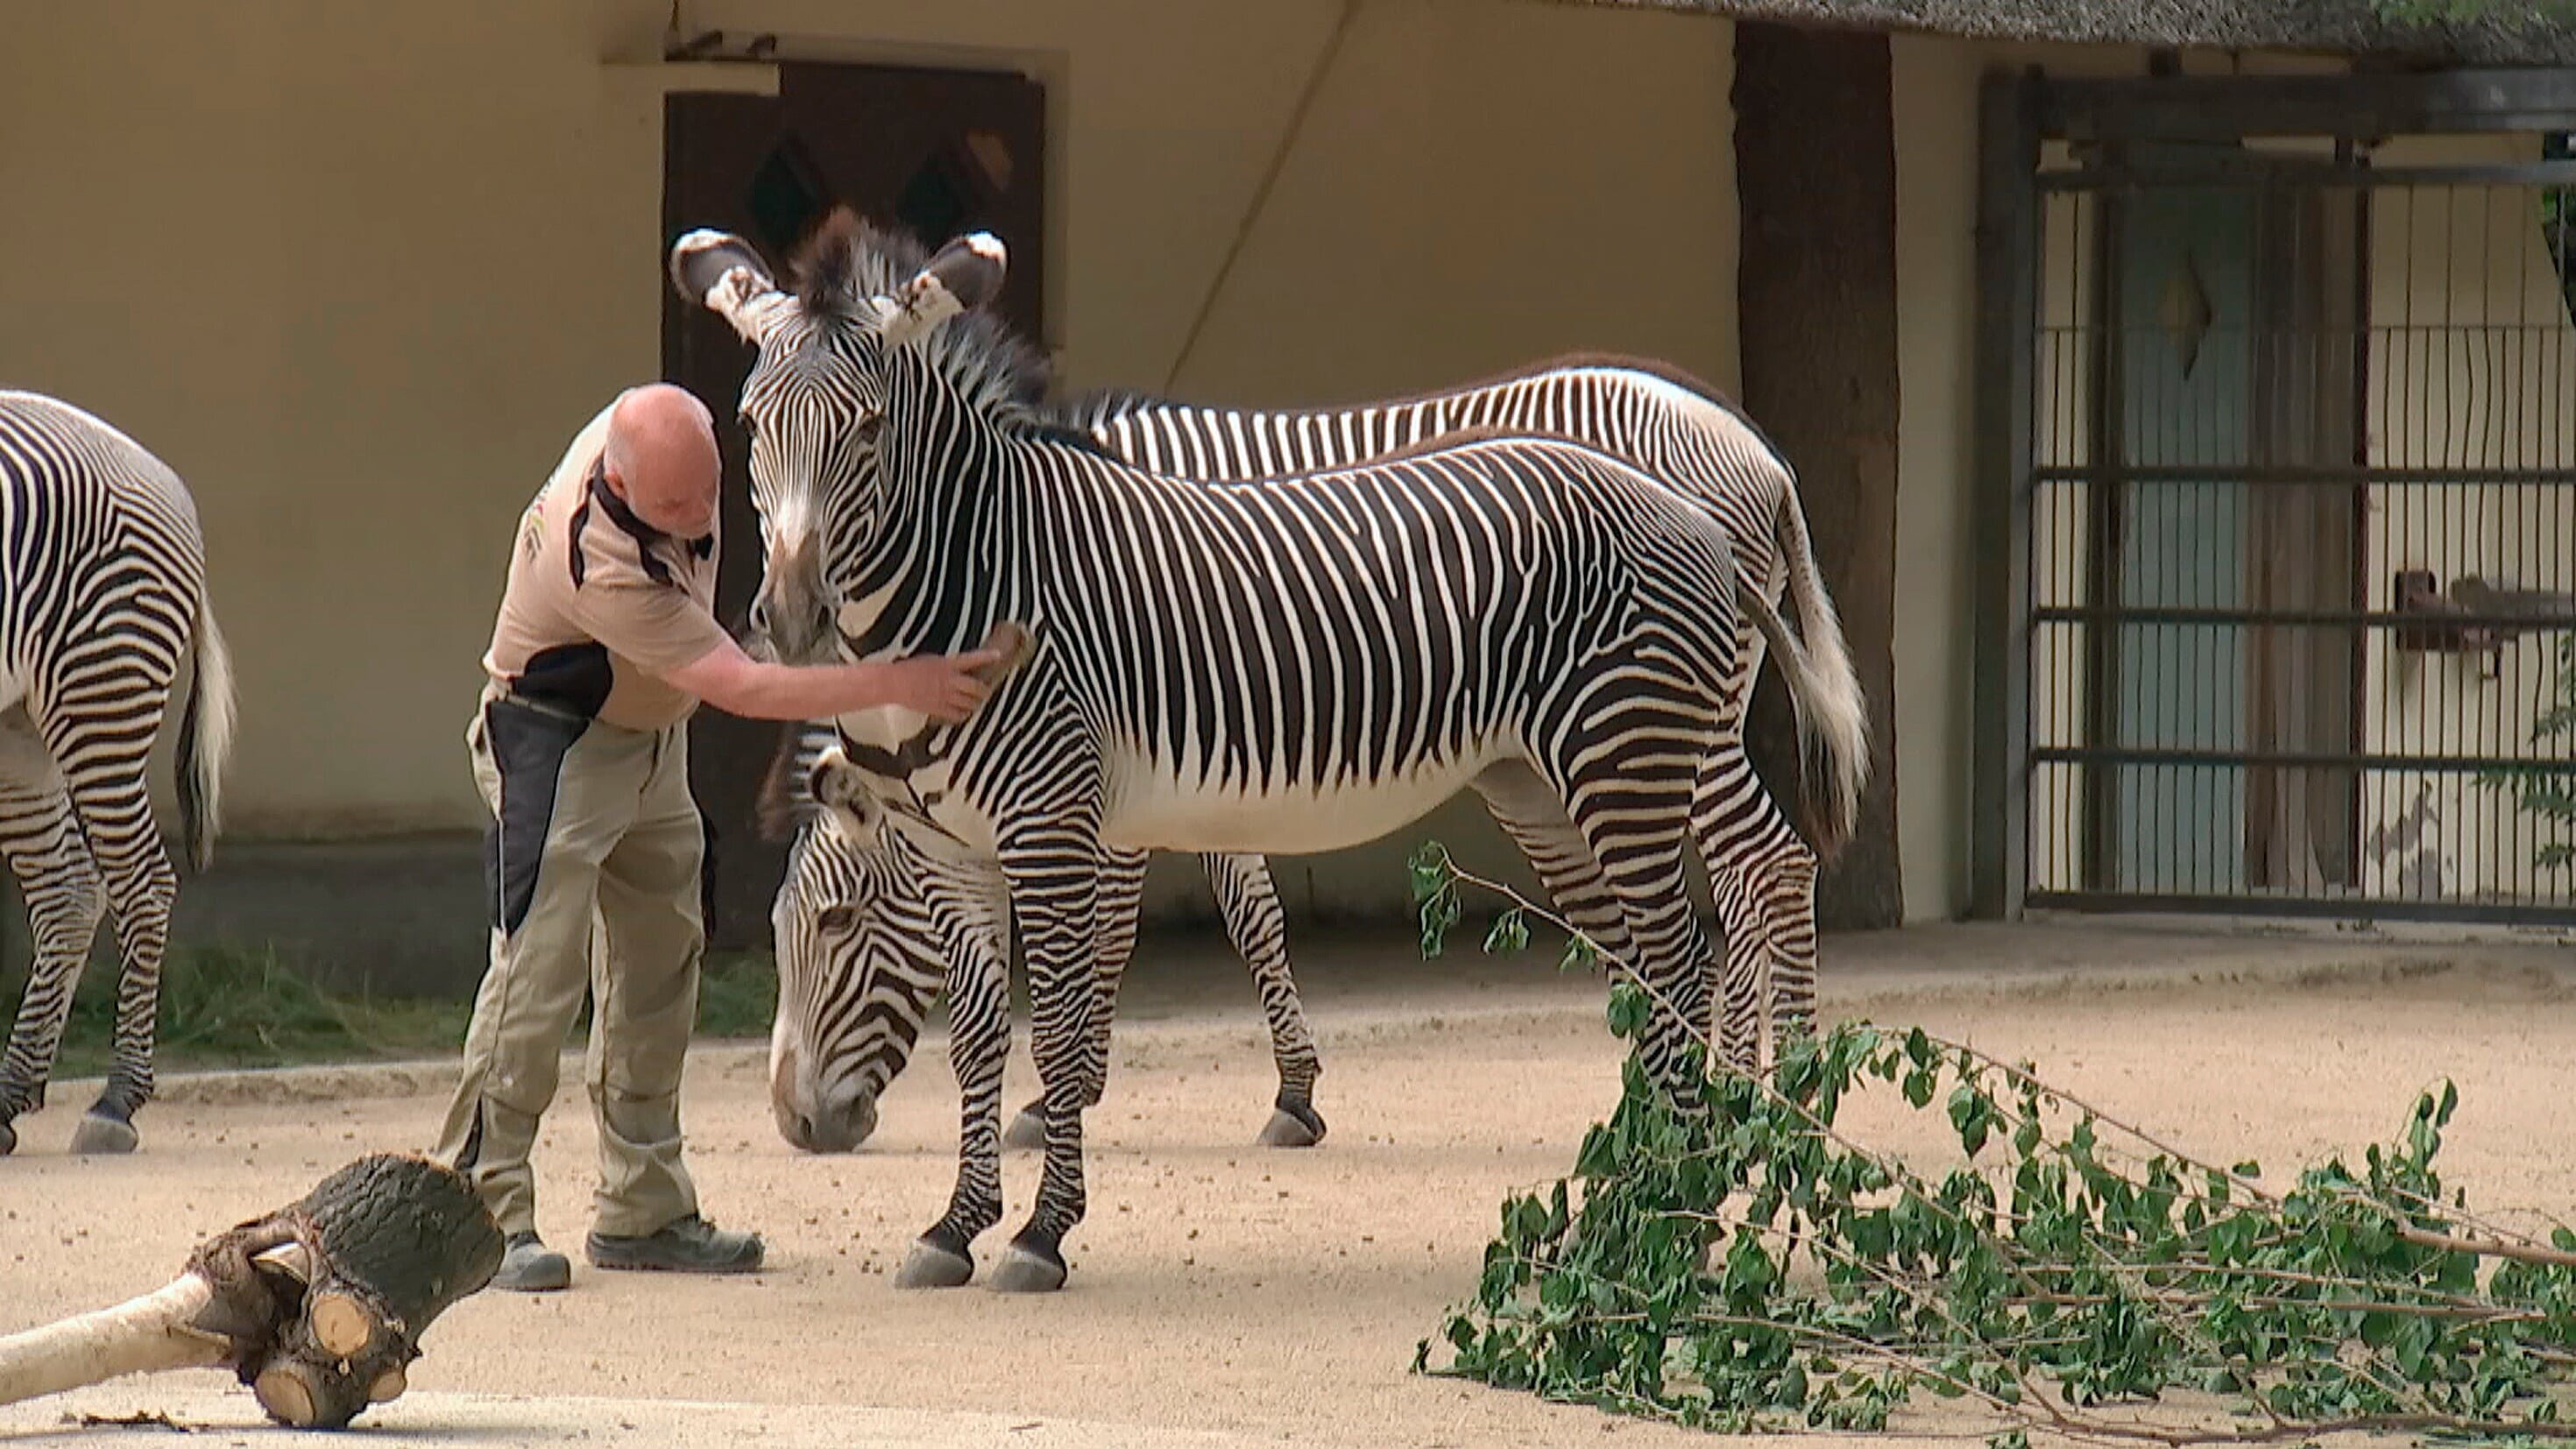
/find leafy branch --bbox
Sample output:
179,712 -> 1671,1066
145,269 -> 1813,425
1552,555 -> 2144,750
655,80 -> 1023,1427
1406,842 -> 2576,1443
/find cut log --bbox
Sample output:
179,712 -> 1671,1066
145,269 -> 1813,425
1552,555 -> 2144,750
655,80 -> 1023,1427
0,1152 -> 504,1430
306,1290 -> 378,1359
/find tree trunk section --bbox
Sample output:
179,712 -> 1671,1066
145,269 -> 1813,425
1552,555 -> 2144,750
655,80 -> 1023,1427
1731,21 -> 1906,928
0,1153 -> 502,1430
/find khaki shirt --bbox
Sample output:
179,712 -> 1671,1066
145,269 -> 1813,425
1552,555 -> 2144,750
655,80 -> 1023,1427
480,402 -> 727,732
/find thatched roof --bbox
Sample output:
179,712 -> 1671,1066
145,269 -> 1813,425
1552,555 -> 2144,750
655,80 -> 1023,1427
1558,0 -> 2576,67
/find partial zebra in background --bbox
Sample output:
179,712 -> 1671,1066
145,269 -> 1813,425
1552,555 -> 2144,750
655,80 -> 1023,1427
0,391 -> 236,1157
759,719 -> 1322,1156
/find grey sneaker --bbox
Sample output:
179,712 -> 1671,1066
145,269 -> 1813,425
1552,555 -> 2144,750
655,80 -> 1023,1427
492,1232 -> 571,1292
585,1213 -> 764,1275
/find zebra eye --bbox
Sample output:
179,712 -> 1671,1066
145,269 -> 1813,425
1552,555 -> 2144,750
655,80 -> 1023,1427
854,413 -> 883,445
816,905 -> 860,935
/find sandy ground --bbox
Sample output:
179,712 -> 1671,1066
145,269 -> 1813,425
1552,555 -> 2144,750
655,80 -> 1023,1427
3,920 -> 2573,1447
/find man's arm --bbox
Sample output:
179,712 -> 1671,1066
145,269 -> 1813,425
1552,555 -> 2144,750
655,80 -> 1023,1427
663,635 -> 1005,723
563,572 -> 1004,723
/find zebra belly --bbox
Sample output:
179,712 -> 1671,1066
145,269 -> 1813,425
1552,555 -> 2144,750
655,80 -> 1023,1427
1099,750 -> 1509,858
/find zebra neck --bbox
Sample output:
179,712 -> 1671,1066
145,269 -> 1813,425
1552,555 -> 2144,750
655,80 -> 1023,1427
842,352 -> 1022,661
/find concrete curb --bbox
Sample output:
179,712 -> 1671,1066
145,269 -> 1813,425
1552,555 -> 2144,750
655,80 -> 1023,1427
70,929 -> 2572,1109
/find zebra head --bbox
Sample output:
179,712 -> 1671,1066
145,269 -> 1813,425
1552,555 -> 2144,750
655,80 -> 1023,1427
669,213 -> 1010,665
758,723 -> 947,1153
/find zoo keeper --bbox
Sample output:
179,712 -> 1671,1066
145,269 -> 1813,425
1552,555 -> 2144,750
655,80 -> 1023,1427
436,382 -> 1003,1292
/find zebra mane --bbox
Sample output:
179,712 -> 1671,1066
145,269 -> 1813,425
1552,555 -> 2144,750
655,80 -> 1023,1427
1051,385 -> 1171,433
787,209 -> 1060,438
754,720 -> 843,843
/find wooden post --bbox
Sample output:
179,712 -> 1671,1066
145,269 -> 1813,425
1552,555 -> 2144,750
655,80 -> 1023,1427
1731,20 -> 1907,927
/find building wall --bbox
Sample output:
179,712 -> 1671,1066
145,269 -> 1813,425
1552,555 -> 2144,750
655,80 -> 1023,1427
0,0 -> 1757,933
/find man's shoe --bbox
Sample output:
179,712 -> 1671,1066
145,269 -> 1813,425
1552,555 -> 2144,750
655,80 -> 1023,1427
492,1232 -> 572,1292
585,1213 -> 764,1275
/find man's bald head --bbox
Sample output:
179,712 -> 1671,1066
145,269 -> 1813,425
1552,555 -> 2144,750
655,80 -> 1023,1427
602,384 -> 721,541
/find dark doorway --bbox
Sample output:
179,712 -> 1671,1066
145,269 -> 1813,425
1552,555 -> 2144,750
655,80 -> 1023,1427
663,60 -> 1047,948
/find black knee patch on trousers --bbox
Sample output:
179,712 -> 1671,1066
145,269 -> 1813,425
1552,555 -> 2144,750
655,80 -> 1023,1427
482,699 -> 589,937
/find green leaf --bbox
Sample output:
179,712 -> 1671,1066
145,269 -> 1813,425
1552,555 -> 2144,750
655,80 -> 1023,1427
1483,908 -> 1531,956
1605,982 -> 1650,1040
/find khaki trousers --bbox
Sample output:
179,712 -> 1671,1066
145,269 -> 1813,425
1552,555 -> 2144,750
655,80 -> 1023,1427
434,695 -> 705,1240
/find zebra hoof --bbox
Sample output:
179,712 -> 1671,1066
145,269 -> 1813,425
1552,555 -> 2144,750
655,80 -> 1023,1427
1003,1104 -> 1048,1152
70,1112 -> 138,1156
1257,1103 -> 1327,1149
988,1244 -> 1067,1294
0,1118 -> 16,1156
893,1239 -> 976,1290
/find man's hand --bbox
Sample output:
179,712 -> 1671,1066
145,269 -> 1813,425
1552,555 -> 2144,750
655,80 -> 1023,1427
872,648 -> 1008,724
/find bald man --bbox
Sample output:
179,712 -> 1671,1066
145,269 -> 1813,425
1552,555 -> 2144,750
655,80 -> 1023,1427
437,385 -> 1001,1292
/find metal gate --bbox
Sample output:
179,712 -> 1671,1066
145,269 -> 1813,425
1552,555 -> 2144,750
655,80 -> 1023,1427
1973,70 -> 2576,925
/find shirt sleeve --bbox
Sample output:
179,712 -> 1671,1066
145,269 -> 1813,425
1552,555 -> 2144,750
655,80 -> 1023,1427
568,578 -> 730,676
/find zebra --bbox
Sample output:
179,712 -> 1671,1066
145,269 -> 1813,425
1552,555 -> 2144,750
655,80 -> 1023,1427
751,352 -> 1859,1145
760,718 -> 1323,1154
673,210 -> 1865,1293
0,391 -> 237,1158
755,356 -> 1860,1162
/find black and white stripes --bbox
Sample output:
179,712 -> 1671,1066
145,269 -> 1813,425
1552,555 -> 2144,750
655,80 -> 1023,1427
0,391 -> 235,1156
758,358 -> 1864,1162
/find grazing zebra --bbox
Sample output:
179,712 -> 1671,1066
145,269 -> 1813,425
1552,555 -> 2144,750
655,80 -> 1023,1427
756,356 -> 1860,1158
0,391 -> 236,1158
673,211 -> 1865,1293
761,719 -> 1323,1154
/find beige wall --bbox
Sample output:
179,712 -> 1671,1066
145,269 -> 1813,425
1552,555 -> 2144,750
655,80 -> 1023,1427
0,2 -> 664,837
0,0 -> 1738,892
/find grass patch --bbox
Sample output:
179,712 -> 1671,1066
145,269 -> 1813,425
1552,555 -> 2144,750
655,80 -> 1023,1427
4,944 -> 778,1079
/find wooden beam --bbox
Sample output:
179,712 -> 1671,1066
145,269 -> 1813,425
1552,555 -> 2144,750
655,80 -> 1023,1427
2042,67 -> 2576,143
1969,68 -> 2042,921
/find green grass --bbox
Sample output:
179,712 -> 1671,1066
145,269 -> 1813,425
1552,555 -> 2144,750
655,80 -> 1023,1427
4,944 -> 779,1079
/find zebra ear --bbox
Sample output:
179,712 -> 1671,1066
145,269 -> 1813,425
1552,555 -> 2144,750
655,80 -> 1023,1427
670,229 -> 782,343
809,745 -> 887,840
881,232 -> 1007,350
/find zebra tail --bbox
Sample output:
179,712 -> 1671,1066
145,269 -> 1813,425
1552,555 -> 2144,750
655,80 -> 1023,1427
174,591 -> 237,874
1738,544 -> 1868,859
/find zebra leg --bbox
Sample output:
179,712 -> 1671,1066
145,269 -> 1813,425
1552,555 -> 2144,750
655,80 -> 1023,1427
988,822 -> 1104,1294
896,923 -> 1012,1290
1201,852 -> 1325,1149
1752,810 -> 1822,1049
0,735 -> 106,1155
1005,848 -> 1147,1151
1471,760 -> 1637,967
32,645 -> 184,1153
1703,865 -> 1766,1077
1559,767 -> 1718,1118
51,756 -> 178,1153
1690,749 -> 1768,1077
1692,749 -> 1821,1074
